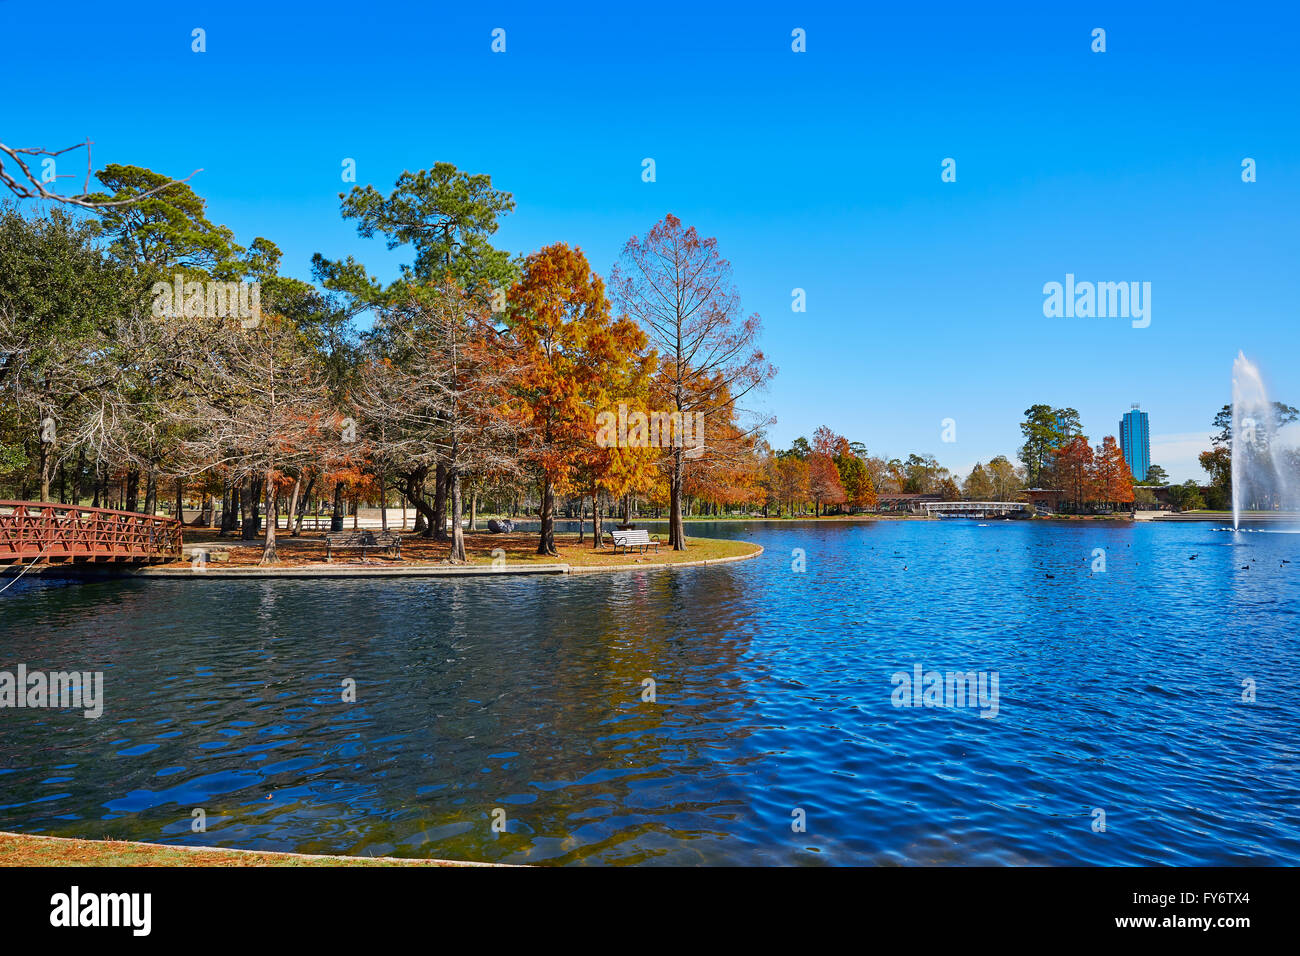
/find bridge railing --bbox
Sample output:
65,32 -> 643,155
0,501 -> 183,564
922,501 -> 1029,513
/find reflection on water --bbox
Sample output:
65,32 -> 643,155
1,520 -> 1299,865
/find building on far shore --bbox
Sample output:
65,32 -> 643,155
1023,488 -> 1066,514
1119,404 -> 1150,482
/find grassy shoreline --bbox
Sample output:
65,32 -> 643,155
0,832 -> 495,867
170,530 -> 761,571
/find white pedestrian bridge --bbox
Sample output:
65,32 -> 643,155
921,501 -> 1031,517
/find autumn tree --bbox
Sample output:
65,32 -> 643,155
1051,435 -> 1096,511
684,410 -> 765,516
755,444 -> 781,516
509,243 -> 647,555
807,455 -> 846,515
611,214 -> 774,549
805,426 -> 849,515
1199,447 -> 1231,487
677,372 -> 762,518
1092,435 -> 1134,508
577,312 -> 658,542
773,456 -> 810,516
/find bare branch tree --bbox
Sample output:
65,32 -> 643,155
177,314 -> 337,563
611,214 -> 775,548
0,138 -> 200,210
356,283 -> 521,562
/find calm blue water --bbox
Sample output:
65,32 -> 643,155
1,519 -> 1298,865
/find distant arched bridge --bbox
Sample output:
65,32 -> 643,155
0,501 -> 182,567
921,501 -> 1030,518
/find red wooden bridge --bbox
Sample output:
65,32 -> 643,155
0,501 -> 183,567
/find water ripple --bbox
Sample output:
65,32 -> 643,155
2,520 -> 1298,865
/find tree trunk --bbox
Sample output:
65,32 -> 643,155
125,470 -> 140,513
406,475 -> 437,536
285,476 -> 301,535
175,477 -> 185,524
331,483 -> 344,532
449,470 -> 467,563
380,477 -> 388,532
433,460 -> 449,541
260,467 -> 278,563
469,485 -> 478,531
243,476 -> 261,540
37,428 -> 53,502
537,473 -> 557,556
224,483 -> 239,535
414,507 -> 428,533
669,447 -> 686,550
593,494 -> 604,549
577,496 -> 586,543
293,476 -> 314,536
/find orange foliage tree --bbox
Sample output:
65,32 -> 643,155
509,243 -> 649,555
1051,435 -> 1096,511
773,456 -> 810,515
1093,435 -> 1135,508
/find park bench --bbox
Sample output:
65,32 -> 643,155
325,530 -> 401,562
606,528 -> 660,554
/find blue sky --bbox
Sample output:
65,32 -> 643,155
4,1 -> 1298,481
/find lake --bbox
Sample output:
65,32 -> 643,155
2,519 -> 1298,865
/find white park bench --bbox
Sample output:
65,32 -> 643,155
606,528 -> 661,554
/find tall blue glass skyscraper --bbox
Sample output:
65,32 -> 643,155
1119,405 -> 1150,481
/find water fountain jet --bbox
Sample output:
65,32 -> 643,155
1230,352 -> 1297,529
